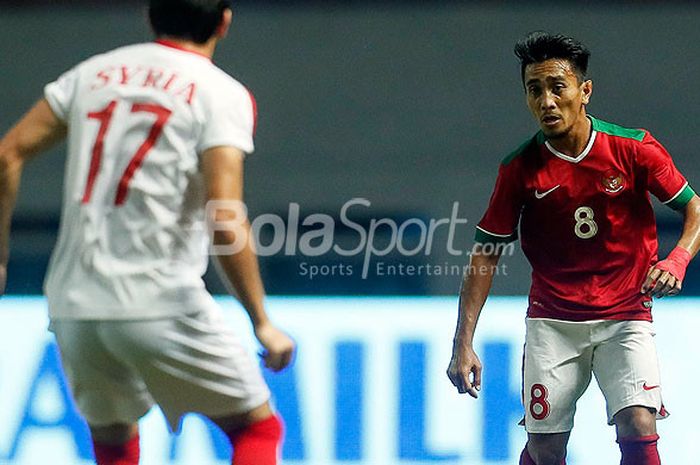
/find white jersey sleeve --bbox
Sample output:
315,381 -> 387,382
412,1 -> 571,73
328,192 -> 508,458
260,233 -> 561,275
197,86 -> 256,154
44,66 -> 80,122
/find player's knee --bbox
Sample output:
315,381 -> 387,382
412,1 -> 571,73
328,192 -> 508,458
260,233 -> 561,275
90,423 -> 138,445
213,402 -> 275,433
614,406 -> 657,438
527,434 -> 567,465
528,448 -> 566,465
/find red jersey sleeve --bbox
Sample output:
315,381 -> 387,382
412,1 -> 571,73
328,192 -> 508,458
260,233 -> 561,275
475,159 -> 525,244
637,132 -> 695,210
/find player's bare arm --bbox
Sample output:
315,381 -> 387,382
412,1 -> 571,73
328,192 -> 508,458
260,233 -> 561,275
202,146 -> 295,371
0,99 -> 66,294
643,194 -> 700,298
447,247 -> 502,399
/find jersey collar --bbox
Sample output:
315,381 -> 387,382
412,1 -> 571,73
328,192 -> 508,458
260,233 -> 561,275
154,39 -> 212,62
544,118 -> 597,164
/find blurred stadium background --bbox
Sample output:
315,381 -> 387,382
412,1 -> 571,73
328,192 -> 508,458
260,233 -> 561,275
1,1 -> 700,464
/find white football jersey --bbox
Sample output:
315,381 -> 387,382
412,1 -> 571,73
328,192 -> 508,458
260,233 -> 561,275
43,41 -> 256,320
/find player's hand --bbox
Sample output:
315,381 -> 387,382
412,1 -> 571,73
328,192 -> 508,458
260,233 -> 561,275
642,247 -> 691,298
642,265 -> 682,298
446,341 -> 482,399
254,322 -> 296,372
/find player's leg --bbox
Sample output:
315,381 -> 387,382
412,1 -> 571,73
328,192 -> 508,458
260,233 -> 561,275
592,320 -> 666,465
521,318 -> 594,465
101,309 -> 282,464
614,406 -> 660,465
211,401 -> 284,465
90,423 -> 140,465
614,405 -> 657,437
51,320 -> 154,465
520,432 -> 569,465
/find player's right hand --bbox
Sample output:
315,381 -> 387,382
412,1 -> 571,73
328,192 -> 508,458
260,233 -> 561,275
446,343 -> 482,399
254,322 -> 296,372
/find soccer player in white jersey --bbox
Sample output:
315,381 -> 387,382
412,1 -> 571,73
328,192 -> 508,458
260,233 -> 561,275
0,1 -> 294,464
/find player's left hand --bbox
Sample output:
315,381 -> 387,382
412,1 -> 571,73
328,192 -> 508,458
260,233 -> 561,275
642,247 -> 692,298
254,322 -> 296,372
642,265 -> 681,298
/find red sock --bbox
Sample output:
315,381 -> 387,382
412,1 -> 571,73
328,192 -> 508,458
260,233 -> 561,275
92,434 -> 140,465
519,446 -> 566,465
618,434 -> 661,465
227,414 -> 284,465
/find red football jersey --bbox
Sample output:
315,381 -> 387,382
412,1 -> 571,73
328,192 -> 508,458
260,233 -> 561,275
477,116 -> 695,321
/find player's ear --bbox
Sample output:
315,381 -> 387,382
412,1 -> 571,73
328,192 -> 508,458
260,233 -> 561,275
581,79 -> 592,105
216,8 -> 233,39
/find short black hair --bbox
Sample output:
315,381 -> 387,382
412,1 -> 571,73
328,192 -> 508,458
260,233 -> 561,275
514,31 -> 591,83
149,0 -> 231,44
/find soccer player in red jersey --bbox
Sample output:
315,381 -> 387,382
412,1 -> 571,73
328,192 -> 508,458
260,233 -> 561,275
447,32 -> 700,465
0,1 -> 294,464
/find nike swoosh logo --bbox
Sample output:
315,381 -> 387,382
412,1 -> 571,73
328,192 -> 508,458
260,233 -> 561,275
534,185 -> 560,199
643,383 -> 660,391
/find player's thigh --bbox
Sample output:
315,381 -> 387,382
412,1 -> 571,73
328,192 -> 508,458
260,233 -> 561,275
100,309 -> 270,431
523,318 -> 594,433
592,320 -> 667,425
51,320 -> 154,427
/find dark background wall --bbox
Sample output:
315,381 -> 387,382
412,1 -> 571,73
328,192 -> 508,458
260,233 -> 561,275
2,1 -> 699,295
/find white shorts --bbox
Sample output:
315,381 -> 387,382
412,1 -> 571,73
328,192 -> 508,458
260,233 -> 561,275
523,318 -> 668,433
51,309 -> 270,432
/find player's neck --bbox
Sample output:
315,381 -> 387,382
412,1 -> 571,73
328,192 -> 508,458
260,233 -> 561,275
156,36 -> 217,60
547,114 -> 592,158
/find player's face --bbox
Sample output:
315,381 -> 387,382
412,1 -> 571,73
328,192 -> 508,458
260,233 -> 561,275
523,59 -> 592,139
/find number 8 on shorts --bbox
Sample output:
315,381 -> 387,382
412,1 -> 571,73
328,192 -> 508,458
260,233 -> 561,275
529,383 -> 551,420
